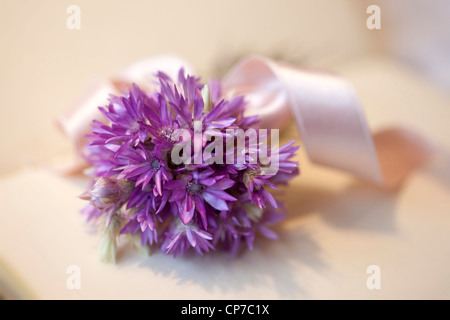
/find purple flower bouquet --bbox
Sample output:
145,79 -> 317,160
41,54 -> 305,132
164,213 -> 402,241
79,69 -> 299,262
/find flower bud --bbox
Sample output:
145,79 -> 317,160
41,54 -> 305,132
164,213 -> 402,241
80,177 -> 133,209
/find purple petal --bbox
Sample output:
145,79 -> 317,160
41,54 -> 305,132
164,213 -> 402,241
195,229 -> 213,240
165,233 -> 182,254
136,171 -> 155,189
117,163 -> 149,179
180,197 -> 195,224
120,220 -> 140,235
206,117 -> 236,129
203,191 -> 230,211
193,93 -> 204,119
186,229 -> 197,247
193,195 -> 207,229
154,171 -> 162,195
263,189 -> 278,208
204,187 -> 237,201
258,225 -> 279,240
138,130 -> 147,143
197,169 -> 214,180
165,180 -> 187,189
200,178 -> 216,187
170,189 -> 186,202
204,99 -> 224,123
211,178 -> 235,190
156,192 -> 170,214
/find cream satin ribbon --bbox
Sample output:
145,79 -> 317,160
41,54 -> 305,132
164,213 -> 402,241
58,55 -> 433,188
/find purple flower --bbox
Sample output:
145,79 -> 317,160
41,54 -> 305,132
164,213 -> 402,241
80,68 -> 299,261
165,168 -> 236,228
116,146 -> 171,196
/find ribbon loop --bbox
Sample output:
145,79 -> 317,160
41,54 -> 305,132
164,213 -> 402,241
223,56 -> 383,184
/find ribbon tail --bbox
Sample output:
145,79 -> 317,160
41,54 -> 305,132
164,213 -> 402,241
223,55 -> 434,188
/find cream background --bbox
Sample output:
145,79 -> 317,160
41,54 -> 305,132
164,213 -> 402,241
0,0 -> 449,299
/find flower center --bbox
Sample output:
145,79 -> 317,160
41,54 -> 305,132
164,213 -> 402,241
130,121 -> 141,134
159,127 -> 178,143
187,181 -> 204,195
150,158 -> 161,171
